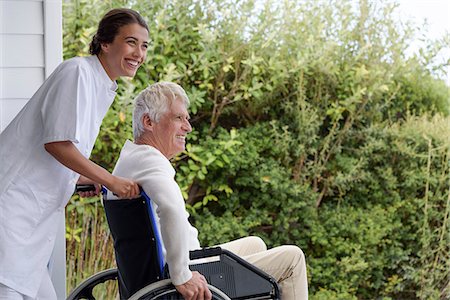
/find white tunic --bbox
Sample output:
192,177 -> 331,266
110,140 -> 201,286
0,55 -> 117,297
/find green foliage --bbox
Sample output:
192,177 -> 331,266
64,0 -> 450,298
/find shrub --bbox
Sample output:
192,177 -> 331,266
64,0 -> 450,298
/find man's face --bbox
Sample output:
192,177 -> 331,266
100,23 -> 149,80
151,99 -> 192,159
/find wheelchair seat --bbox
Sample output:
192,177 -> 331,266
67,190 -> 280,300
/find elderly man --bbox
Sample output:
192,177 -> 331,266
111,82 -> 308,300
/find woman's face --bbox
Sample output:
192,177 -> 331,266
99,23 -> 149,80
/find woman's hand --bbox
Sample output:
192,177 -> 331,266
107,176 -> 140,199
76,175 -> 101,198
44,141 -> 139,199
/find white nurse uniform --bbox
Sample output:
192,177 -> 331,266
0,55 -> 117,298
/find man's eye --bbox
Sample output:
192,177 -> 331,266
127,40 -> 136,45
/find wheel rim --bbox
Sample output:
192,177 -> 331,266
128,279 -> 231,300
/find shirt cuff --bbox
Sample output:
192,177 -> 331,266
42,135 -> 79,145
171,269 -> 193,286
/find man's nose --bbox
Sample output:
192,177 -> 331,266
183,119 -> 192,133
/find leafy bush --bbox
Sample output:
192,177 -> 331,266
64,0 -> 450,298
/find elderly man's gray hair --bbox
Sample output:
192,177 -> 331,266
133,82 -> 190,139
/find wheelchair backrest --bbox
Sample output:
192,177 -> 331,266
103,193 -> 165,299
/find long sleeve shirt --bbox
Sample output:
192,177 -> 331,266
111,140 -> 201,285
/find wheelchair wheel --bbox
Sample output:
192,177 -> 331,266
66,268 -> 118,300
128,279 -> 231,300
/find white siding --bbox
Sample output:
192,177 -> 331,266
0,0 -> 65,297
2,35 -> 45,67
1,0 -> 44,35
1,68 -> 45,98
0,0 -> 61,132
0,0 -> 45,131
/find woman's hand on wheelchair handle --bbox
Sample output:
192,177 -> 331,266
107,176 -> 140,199
76,175 -> 101,198
175,271 -> 212,300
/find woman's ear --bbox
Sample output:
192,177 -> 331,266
100,42 -> 110,53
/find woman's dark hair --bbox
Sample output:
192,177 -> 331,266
89,8 -> 148,55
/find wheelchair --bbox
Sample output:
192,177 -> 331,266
67,187 -> 280,300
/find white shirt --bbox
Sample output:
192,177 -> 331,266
110,140 -> 201,286
0,55 -> 117,297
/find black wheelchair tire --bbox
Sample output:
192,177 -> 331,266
128,279 -> 231,300
66,268 -> 118,300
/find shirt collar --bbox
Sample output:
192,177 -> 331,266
90,55 -> 118,92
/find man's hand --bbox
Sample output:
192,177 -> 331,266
175,271 -> 212,300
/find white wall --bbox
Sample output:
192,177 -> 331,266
0,0 -> 45,130
0,0 -> 62,130
0,0 -> 65,298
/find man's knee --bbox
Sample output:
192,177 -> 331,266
278,245 -> 306,266
245,236 -> 267,252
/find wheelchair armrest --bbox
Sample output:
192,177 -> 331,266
189,247 -> 223,260
189,248 -> 281,299
221,249 -> 279,283
190,247 -> 278,285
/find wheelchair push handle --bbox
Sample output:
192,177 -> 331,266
74,184 -> 107,196
75,184 -> 136,198
74,184 -> 97,193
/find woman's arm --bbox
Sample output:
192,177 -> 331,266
44,141 -> 139,198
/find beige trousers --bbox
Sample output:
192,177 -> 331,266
219,236 -> 308,300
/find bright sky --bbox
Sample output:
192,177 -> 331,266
395,0 -> 450,84
396,0 -> 449,38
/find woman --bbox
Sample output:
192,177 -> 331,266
0,8 -> 147,299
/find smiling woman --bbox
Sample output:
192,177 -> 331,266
97,23 -> 149,80
0,8 -> 148,300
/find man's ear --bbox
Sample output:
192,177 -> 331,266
142,114 -> 154,131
